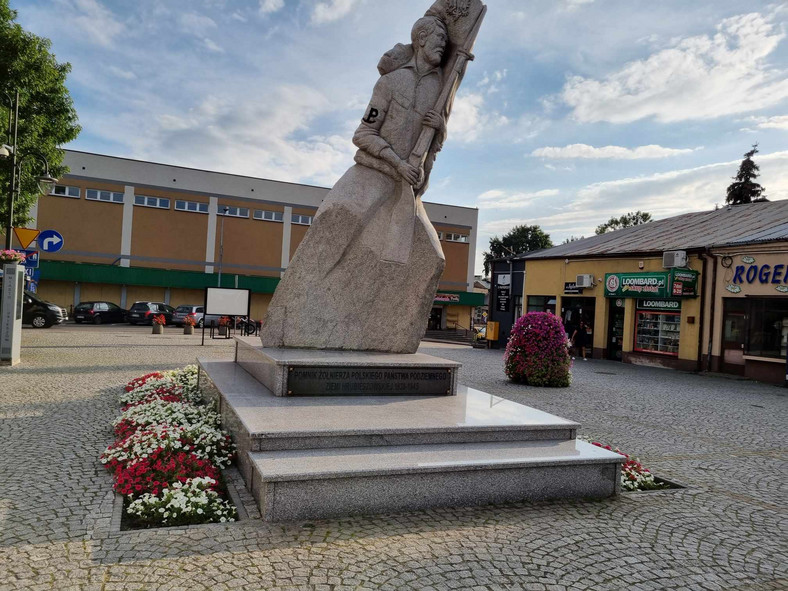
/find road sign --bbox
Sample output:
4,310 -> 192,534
13,249 -> 39,268
13,227 -> 39,250
38,229 -> 64,253
24,267 -> 41,281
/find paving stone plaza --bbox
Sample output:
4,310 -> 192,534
0,325 -> 786,590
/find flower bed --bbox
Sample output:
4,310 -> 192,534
101,365 -> 237,528
504,312 -> 572,387
584,439 -> 671,491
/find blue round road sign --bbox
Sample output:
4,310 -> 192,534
38,229 -> 64,253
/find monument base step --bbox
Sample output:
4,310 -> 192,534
197,358 -> 622,522
235,337 -> 461,396
249,440 -> 621,521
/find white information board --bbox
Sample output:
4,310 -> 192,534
205,288 -> 250,316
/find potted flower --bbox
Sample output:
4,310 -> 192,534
183,315 -> 196,335
151,314 -> 166,335
0,249 -> 26,267
217,316 -> 231,336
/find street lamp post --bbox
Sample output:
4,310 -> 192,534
217,206 -> 229,287
1,89 -> 58,250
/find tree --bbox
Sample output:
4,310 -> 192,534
595,211 -> 652,235
1,0 -> 80,230
726,144 -> 767,205
482,224 -> 552,276
562,235 -> 584,244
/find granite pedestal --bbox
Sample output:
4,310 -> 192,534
199,339 -> 622,521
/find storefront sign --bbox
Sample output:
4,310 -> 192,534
605,272 -> 669,299
637,299 -> 682,312
497,285 -> 510,312
731,262 -> 788,286
564,282 -> 581,294
434,293 -> 460,303
670,268 -> 699,297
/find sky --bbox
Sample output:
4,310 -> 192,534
14,0 -> 788,274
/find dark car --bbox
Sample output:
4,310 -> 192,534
22,291 -> 68,328
127,301 -> 175,325
73,301 -> 127,324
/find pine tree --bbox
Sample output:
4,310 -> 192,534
726,144 -> 767,205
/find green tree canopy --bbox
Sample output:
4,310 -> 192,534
482,224 -> 552,276
1,0 -> 80,231
726,144 -> 767,205
595,211 -> 652,235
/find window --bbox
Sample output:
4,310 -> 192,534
253,209 -> 284,222
219,206 -> 249,218
86,189 -> 124,203
445,233 -> 468,243
527,296 -> 555,314
745,298 -> 788,359
635,311 -> 680,356
437,232 -> 444,240
134,195 -> 170,209
175,200 -> 209,214
292,214 -> 313,225
50,185 -> 80,198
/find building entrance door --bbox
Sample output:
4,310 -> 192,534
428,307 -> 443,331
562,296 -> 596,357
721,298 -> 746,375
607,299 -> 625,361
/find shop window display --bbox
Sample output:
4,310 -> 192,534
745,298 -> 788,359
635,311 -> 680,356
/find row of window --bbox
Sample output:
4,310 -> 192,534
50,185 -> 313,224
438,232 -> 469,243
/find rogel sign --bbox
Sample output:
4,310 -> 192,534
605,272 -> 669,299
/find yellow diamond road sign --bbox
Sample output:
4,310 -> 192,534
13,228 -> 40,250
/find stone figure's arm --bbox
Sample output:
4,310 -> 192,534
353,78 -> 421,186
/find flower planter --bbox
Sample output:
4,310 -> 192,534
152,324 -> 164,335
183,325 -> 194,335
217,326 -> 227,336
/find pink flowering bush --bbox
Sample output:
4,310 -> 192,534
504,312 -> 571,387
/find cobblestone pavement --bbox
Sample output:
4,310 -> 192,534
1,325 -> 786,591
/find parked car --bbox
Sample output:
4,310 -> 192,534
127,301 -> 175,325
171,305 -> 221,328
22,291 -> 68,328
73,301 -> 127,324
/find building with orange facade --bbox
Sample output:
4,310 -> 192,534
9,150 -> 482,328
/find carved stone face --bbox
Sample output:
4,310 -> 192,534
419,25 -> 448,67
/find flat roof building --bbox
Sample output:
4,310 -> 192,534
10,150 -> 483,327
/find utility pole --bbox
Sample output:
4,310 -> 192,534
4,90 -> 19,250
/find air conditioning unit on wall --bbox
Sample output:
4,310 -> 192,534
575,274 -> 594,288
663,250 -> 688,268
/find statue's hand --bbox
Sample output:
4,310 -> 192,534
397,160 -> 421,186
423,110 -> 444,132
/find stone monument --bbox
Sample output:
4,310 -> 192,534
260,0 -> 487,353
198,2 -> 623,522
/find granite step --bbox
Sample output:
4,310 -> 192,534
199,360 -> 580,456
248,439 -> 622,521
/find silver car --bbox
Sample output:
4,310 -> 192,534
172,305 -> 220,328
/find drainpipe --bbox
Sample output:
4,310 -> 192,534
705,248 -> 718,372
696,251 -> 707,372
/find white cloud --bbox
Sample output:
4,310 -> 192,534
745,115 -> 788,131
477,189 -> 560,209
108,66 -> 136,80
141,85 -> 356,187
531,143 -> 697,159
477,69 -> 508,94
203,38 -> 224,53
311,0 -> 360,25
178,12 -> 217,34
54,0 -> 124,47
449,93 -> 509,143
561,11 -> 788,123
259,0 -> 284,15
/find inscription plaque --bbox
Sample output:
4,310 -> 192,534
287,366 -> 453,396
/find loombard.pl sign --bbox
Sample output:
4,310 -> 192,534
604,272 -> 669,299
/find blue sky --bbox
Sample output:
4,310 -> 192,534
15,0 -> 788,273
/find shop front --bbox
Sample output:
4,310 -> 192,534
707,246 -> 788,384
604,269 -> 700,370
